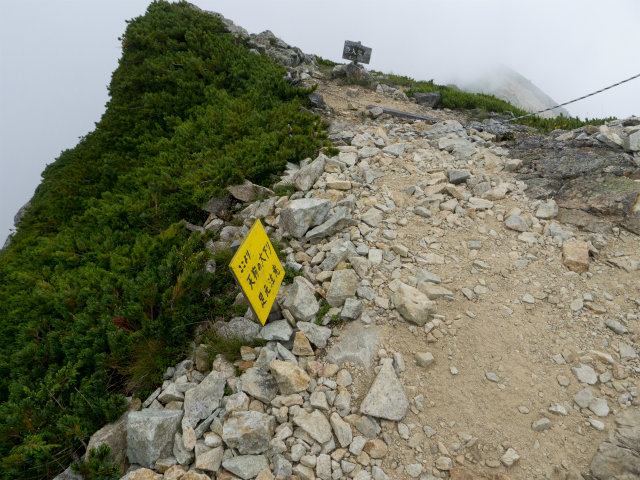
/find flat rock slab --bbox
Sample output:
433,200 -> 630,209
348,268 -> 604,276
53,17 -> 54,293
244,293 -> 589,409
326,322 -> 379,372
222,455 -> 269,480
293,409 -> 332,444
360,359 -> 408,421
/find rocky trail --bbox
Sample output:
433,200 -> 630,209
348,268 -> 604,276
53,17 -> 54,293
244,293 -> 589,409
57,16 -> 640,480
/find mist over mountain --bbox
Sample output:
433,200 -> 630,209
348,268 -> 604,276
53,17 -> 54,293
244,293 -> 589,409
456,65 -> 570,119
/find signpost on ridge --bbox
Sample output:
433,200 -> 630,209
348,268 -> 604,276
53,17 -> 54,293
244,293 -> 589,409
229,219 -> 285,326
342,40 -> 372,65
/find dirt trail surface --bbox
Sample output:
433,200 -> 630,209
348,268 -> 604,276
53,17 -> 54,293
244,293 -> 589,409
311,77 -> 640,479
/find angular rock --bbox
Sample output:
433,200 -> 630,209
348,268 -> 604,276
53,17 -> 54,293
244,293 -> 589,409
501,448 -> 520,467
532,418 -> 553,431
240,367 -> 278,403
292,331 -> 315,356
280,198 -> 331,238
260,320 -> 293,342
222,455 -> 270,480
505,215 -> 530,232
182,371 -> 226,429
127,410 -> 183,468
562,240 -> 590,273
447,170 -> 470,184
326,269 -> 359,307
360,359 -> 409,421
341,298 -> 363,320
227,180 -> 273,203
222,410 -> 275,454
295,155 -> 327,191
624,130 -> 640,152
574,388 -> 595,409
320,241 -> 356,271
535,199 -> 559,219
361,208 -> 384,227
589,408 -> 640,479
305,207 -> 356,240
194,444 -> 223,472
415,352 -> 434,367
363,438 -> 388,459
270,359 -> 310,395
392,282 -> 437,326
330,412 -> 353,447
297,321 -> 332,348
572,364 -> 598,385
173,432 -> 194,465
414,91 -> 441,107
280,276 -> 319,323
293,409 -> 333,444
417,283 -> 453,300
119,469 -> 163,480
605,318 -> 628,335
588,398 -> 610,417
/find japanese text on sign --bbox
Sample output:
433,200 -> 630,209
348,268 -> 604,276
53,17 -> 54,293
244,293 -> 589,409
229,219 -> 285,326
342,40 -> 372,64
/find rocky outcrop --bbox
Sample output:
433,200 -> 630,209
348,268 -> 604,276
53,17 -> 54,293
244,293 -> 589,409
512,120 -> 640,234
590,409 -> 640,479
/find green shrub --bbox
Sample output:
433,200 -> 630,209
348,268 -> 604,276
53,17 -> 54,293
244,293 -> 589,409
71,445 -> 120,480
369,71 -> 613,133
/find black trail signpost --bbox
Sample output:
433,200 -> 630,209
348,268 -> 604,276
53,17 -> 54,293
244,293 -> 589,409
342,40 -> 372,65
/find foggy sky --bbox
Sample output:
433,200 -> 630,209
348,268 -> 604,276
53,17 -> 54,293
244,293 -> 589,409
1,0 -> 639,243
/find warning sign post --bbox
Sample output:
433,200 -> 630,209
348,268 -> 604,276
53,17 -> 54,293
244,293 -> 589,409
229,220 -> 285,326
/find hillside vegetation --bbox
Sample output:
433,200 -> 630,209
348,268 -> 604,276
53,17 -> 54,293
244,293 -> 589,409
371,72 -> 614,132
0,2 -> 324,478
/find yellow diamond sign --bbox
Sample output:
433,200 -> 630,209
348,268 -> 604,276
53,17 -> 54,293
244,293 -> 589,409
229,219 -> 285,326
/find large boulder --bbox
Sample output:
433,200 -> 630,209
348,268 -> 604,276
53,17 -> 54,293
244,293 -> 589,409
222,411 -> 275,454
126,410 -> 183,468
280,198 -> 332,238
